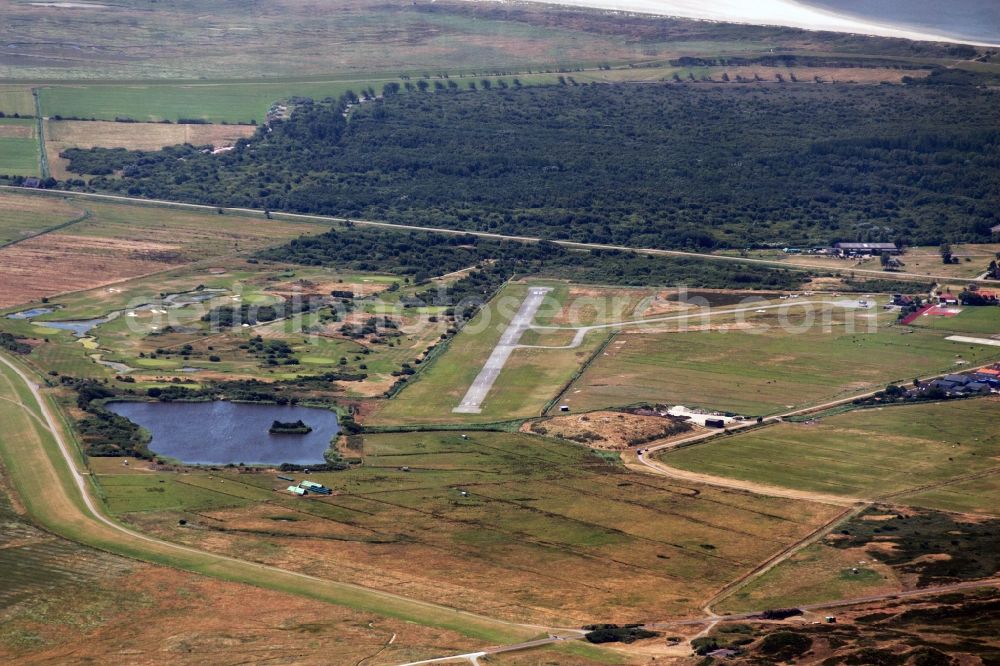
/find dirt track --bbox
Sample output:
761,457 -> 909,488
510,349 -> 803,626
627,452 -> 862,506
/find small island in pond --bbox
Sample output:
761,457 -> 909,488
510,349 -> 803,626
269,419 -> 313,435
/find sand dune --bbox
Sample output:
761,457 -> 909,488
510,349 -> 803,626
473,0 -> 997,46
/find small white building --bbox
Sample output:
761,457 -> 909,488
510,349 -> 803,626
666,405 -> 741,427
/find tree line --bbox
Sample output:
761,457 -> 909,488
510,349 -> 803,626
257,225 -> 805,293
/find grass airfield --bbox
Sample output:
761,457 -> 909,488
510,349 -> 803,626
2,191 -> 1000,662
663,398 -> 1000,506
1,5 -> 1000,652
563,310 -> 1000,416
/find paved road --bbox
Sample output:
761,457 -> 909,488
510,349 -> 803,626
6,186 -> 998,287
453,286 -> 552,413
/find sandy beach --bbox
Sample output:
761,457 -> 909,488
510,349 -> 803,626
472,0 -> 998,46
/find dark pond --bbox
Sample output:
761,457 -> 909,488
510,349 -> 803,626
106,401 -> 339,465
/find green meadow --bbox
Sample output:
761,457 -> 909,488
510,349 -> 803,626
37,74 -> 560,124
566,320 -> 1000,416
909,306 -> 1000,337
0,86 -> 36,117
664,398 -> 1000,505
0,118 -> 40,177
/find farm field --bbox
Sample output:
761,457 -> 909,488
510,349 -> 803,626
0,118 -> 39,177
114,430 -> 841,626
563,313 -> 1000,416
0,232 -> 177,309
0,85 -> 35,117
96,473 -> 269,514
664,398 -> 1000,504
907,305 -> 1000,336
0,193 -> 325,308
0,191 -> 84,246
58,199 -> 322,259
45,120 -> 257,179
35,75 -> 570,124
38,82 -> 364,124
0,482 -> 133,612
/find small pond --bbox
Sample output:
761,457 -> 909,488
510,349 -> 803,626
40,313 -> 118,337
106,401 -> 340,465
6,307 -> 55,319
9,307 -> 121,337
163,288 -> 228,307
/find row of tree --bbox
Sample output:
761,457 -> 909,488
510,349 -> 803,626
258,226 -> 805,292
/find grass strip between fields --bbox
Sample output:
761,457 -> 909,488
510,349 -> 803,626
33,89 -> 49,179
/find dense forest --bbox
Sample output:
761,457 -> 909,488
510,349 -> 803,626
258,225 -> 804,291
61,82 -> 1000,249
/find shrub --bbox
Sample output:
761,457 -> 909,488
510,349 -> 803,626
759,631 -> 812,660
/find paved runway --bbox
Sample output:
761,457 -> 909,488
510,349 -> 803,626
453,287 -> 552,414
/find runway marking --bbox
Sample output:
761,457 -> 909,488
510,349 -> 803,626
453,287 -> 552,413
